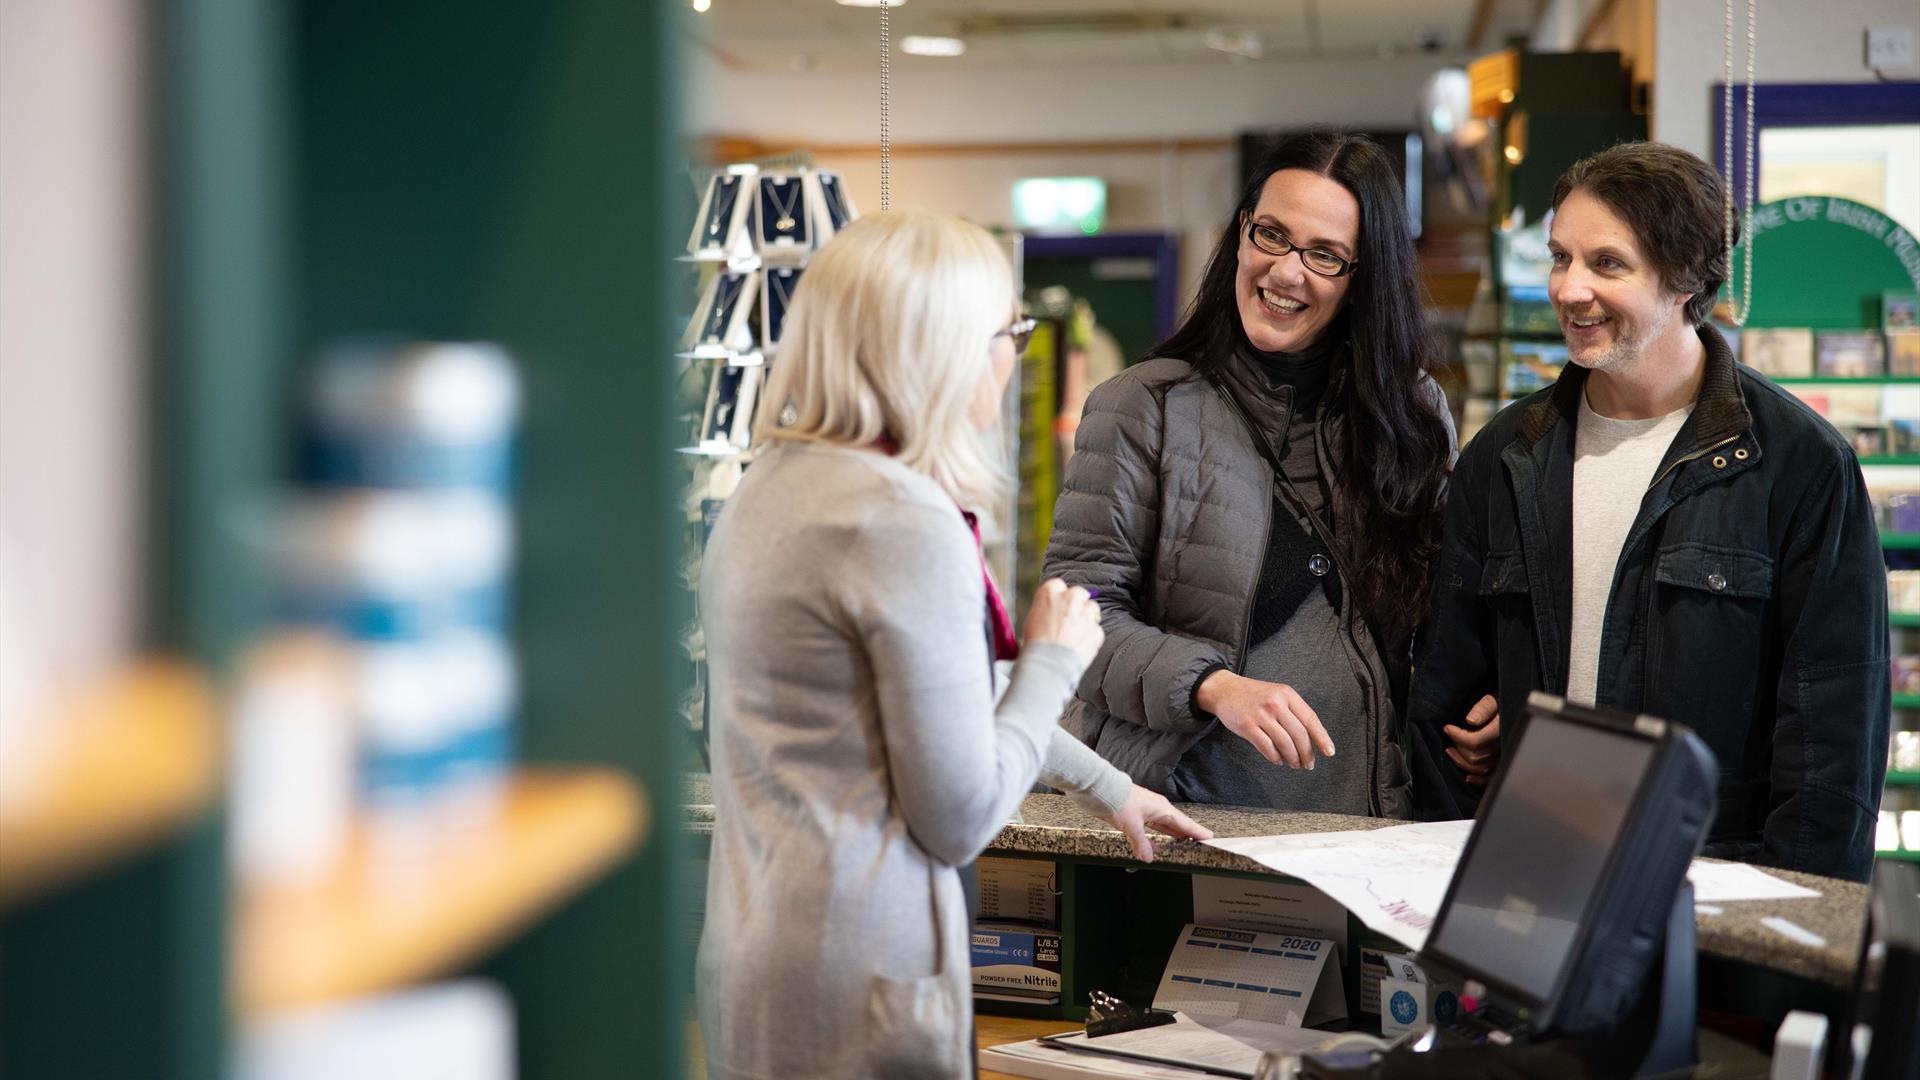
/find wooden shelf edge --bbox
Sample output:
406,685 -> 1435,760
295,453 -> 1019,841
0,661 -> 220,910
237,767 -> 648,1016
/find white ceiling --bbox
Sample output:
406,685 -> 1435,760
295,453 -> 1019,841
689,0 -> 1545,73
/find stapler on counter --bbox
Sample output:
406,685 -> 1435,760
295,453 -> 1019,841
1084,989 -> 1178,1038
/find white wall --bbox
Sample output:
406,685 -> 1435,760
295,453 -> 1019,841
691,49 -> 1464,306
1655,0 -> 1920,160
0,0 -> 147,711
804,144 -> 1237,304
687,51 -> 1461,143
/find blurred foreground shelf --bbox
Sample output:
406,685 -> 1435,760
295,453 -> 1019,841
236,768 -> 647,1015
0,662 -> 219,909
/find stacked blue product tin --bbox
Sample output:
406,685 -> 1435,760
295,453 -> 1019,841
289,341 -> 522,847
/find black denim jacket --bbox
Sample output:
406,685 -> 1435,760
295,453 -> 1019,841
1407,324 -> 1889,882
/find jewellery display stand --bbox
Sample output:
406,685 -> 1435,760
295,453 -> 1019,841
674,160 -> 855,757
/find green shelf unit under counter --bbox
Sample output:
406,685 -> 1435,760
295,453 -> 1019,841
1887,770 -> 1920,787
1885,533 -> 1920,549
1890,615 -> 1920,630
1860,456 -> 1920,467
1877,849 -> 1920,863
1892,694 -> 1920,708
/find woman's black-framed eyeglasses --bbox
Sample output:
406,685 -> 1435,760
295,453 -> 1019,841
1243,217 -> 1359,278
994,316 -> 1038,354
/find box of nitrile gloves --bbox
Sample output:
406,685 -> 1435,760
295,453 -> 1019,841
971,921 -> 1062,1003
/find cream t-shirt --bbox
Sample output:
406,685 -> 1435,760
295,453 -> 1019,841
1566,390 -> 1694,705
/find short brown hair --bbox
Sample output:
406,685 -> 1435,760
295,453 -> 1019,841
1550,142 -> 1732,325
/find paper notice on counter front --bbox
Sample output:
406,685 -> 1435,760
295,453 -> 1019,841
1153,923 -> 1340,1028
1686,860 -> 1821,902
1191,875 -> 1349,951
1190,877 -> 1347,1020
1204,820 -> 1474,951
977,855 -> 1060,924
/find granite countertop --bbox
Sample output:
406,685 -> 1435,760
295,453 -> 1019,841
681,776 -> 1868,989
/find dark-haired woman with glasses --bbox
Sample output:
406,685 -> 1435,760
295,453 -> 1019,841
1042,131 -> 1456,816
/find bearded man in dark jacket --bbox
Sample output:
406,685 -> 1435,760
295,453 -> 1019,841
1409,142 -> 1889,883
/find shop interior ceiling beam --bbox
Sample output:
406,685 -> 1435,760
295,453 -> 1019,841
1467,0 -> 1497,50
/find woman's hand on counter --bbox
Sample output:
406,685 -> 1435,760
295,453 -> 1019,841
1194,670 -> 1334,769
1442,694 -> 1501,786
1023,578 -> 1104,662
1102,786 -> 1213,863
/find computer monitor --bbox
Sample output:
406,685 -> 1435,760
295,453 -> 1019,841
1418,693 -> 1716,1038
1843,858 -> 1920,1079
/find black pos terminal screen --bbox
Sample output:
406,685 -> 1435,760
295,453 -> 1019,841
1424,713 -> 1655,1005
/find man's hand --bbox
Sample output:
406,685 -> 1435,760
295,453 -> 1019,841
1195,670 -> 1335,769
1442,694 -> 1501,786
1101,785 -> 1214,863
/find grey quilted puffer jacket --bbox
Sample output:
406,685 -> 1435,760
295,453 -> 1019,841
1042,356 -> 1451,816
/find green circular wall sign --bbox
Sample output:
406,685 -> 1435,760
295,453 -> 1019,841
1731,196 -> 1920,330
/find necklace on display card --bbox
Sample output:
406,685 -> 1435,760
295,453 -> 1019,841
806,171 -> 857,247
761,266 -> 804,351
755,174 -> 810,251
685,166 -> 760,258
701,362 -> 764,450
682,268 -> 761,353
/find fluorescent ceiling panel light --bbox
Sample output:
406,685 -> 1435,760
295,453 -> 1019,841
1203,28 -> 1264,60
901,35 -> 965,57
837,0 -> 907,7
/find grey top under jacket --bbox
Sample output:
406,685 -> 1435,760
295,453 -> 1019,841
697,441 -> 1124,1080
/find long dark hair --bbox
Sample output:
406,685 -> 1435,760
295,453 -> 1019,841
1148,130 -> 1451,642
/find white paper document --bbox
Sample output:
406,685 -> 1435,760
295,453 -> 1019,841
979,1012 -> 1339,1080
1686,860 -> 1822,901
1153,923 -> 1339,1028
1205,821 -> 1824,952
1203,820 -> 1474,951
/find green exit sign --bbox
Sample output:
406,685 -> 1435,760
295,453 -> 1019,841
1013,177 -> 1107,235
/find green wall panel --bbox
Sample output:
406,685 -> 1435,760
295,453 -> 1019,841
294,3 -> 684,1077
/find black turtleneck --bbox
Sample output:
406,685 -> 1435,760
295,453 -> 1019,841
1215,327 -> 1348,647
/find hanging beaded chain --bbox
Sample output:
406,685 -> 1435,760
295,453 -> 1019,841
879,0 -> 891,212
1722,0 -> 1756,326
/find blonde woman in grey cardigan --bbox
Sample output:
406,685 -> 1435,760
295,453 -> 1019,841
697,211 -> 1211,1079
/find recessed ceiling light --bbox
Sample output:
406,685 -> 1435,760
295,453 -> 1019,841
901,35 -> 965,57
691,0 -> 710,11
1202,29 -> 1264,61
836,0 -> 907,7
